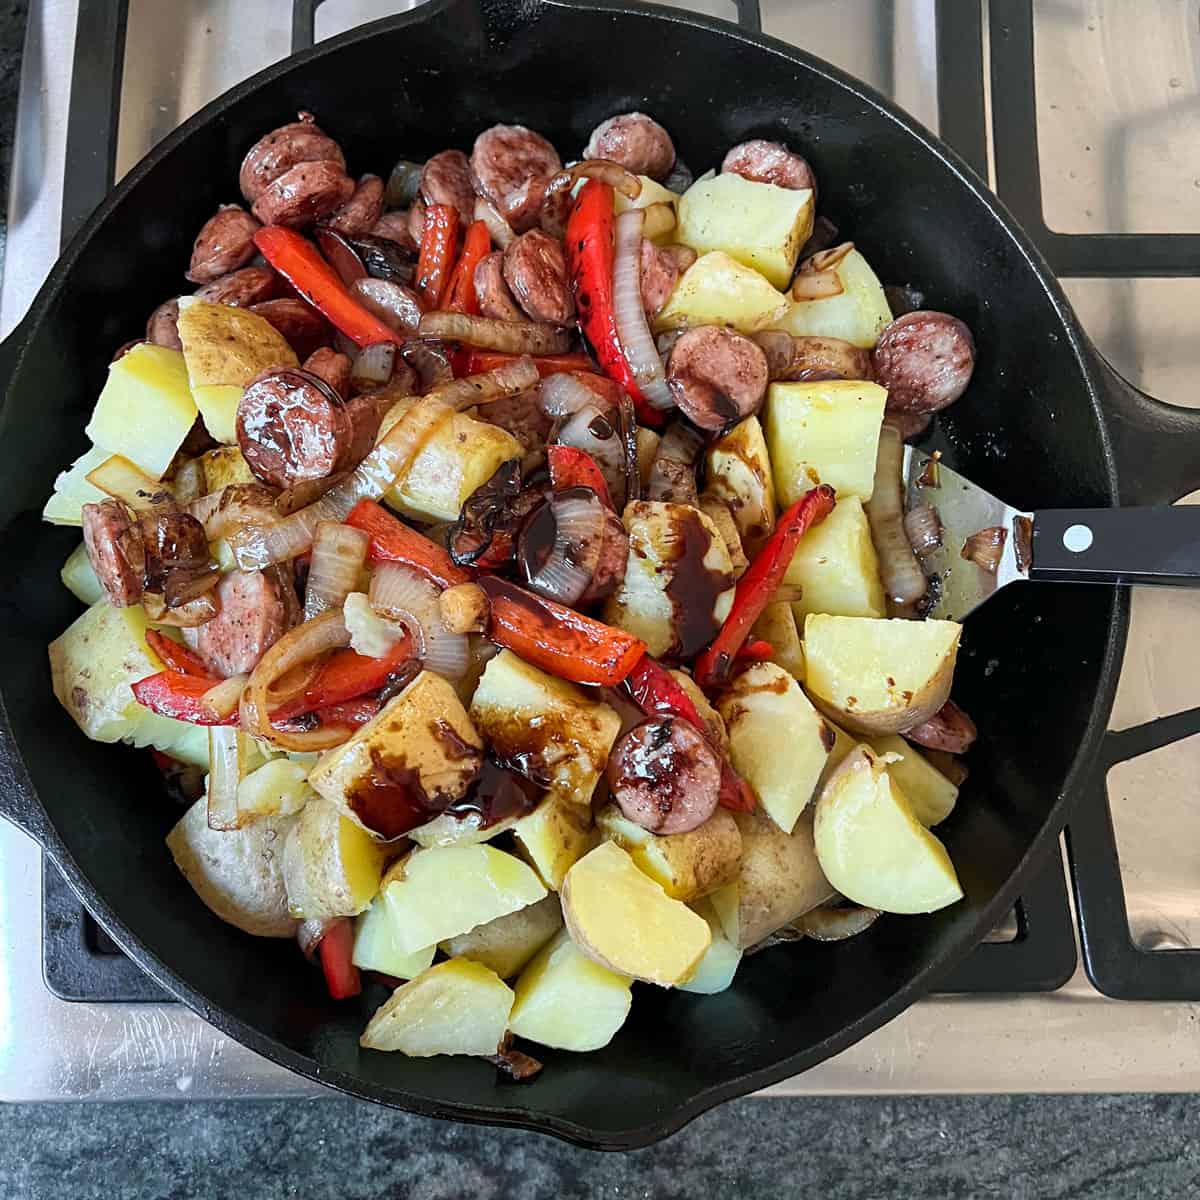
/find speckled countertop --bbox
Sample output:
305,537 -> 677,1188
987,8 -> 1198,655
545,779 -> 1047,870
1,4 -> 1197,1197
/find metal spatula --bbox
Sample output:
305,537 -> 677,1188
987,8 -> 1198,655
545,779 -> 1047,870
902,447 -> 1200,622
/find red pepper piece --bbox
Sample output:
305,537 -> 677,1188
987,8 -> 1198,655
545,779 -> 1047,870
693,485 -> 837,689
344,499 -> 472,589
463,351 -> 598,379
478,576 -> 645,687
444,220 -> 491,315
415,204 -> 461,310
317,918 -> 362,1000
254,226 -> 403,347
736,638 -> 776,663
130,672 -> 238,726
315,697 -> 381,727
272,635 -> 415,721
145,630 -> 214,679
547,444 -> 614,510
717,768 -> 758,812
565,180 -> 664,427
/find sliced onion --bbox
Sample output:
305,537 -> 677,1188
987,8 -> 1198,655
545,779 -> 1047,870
344,591 -> 409,658
201,673 -> 248,720
800,241 -> 855,274
904,504 -> 943,556
305,521 -> 370,619
865,423 -> 927,607
207,726 -> 248,831
369,562 -> 468,680
556,401 -> 626,500
143,591 -> 218,627
474,195 -> 515,249
296,917 -> 337,961
315,229 -> 367,287
663,159 -> 694,193
791,269 -> 843,301
798,902 -> 882,942
612,208 -> 674,410
518,492 -> 606,606
351,277 -> 422,333
538,371 -> 604,419
385,159 -> 424,208
418,311 -> 572,356
539,159 -> 642,237
906,699 -> 978,755
962,526 -> 1007,574
655,419 -> 704,466
171,457 -> 206,504
351,342 -> 396,389
187,484 -> 277,543
400,339 -> 455,390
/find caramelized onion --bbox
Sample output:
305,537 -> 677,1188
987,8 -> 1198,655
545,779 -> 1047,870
798,902 -> 882,942
538,158 -> 642,237
518,491 -> 606,606
200,673 -> 248,720
865,424 -> 927,607
474,195 -> 515,249
418,311 -> 572,356
612,208 -> 674,410
304,521 -> 370,618
905,699 -> 978,754
962,525 -> 1007,574
369,562 -> 468,680
904,504 -> 943,556
351,341 -> 397,389
538,371 -> 604,419
791,269 -> 843,301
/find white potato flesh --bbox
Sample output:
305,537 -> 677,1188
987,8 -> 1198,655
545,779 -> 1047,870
512,793 -> 598,891
42,445 -> 110,526
60,542 -> 104,607
769,247 -> 893,348
352,895 -> 436,980
678,899 -> 743,995
281,796 -> 384,919
441,892 -> 563,979
784,495 -> 887,620
654,251 -> 790,334
868,734 -> 959,827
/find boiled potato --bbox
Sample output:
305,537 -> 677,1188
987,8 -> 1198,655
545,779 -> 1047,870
508,929 -> 632,1052
603,501 -> 735,659
562,842 -> 711,986
281,795 -> 384,919
669,669 -> 727,752
803,614 -> 961,735
85,343 -> 198,478
60,542 -> 104,607
199,445 -> 256,492
704,416 -> 776,556
470,650 -> 621,809
236,758 -> 311,819
717,662 -> 832,835
441,892 -> 563,979
166,799 -> 297,938
512,793 -> 598,890
176,298 -> 298,444
615,175 -> 681,245
678,898 -> 743,995
382,844 -> 547,954
785,494 -> 886,620
379,399 -> 522,523
360,959 -> 514,1056
654,251 -> 789,335
750,602 -> 805,681
816,719 -> 859,792
769,247 -> 893,348
595,805 -> 741,903
814,745 -> 963,913
42,445 -> 110,526
766,380 -> 887,504
352,894 -> 436,980
868,734 -> 959,827
309,671 -> 483,837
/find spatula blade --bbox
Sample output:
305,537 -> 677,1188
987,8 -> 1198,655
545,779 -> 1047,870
902,447 -> 1032,622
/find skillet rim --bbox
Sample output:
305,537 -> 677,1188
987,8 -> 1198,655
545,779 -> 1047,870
0,0 -> 1127,1148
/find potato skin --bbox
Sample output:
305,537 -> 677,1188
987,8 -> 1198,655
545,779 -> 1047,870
281,796 -> 382,919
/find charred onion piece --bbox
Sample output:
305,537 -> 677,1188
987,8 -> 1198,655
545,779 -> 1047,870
961,525 -> 1007,574
905,699 -> 978,755
864,424 -> 927,607
904,504 -> 943,556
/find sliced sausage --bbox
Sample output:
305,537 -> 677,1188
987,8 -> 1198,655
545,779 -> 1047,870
478,390 -> 552,455
606,717 -> 721,834
186,205 -> 261,284
470,124 -> 562,233
640,239 -> 679,317
239,114 -> 346,204
661,244 -> 697,274
184,569 -> 288,678
370,211 -> 418,250
474,251 -> 524,322
251,160 -> 355,229
872,310 -> 976,415
905,700 -> 977,754
408,198 -> 426,246
645,456 -> 698,506
82,500 -> 144,607
302,347 -> 352,399
321,174 -> 385,238
348,277 -> 422,333
666,326 -> 769,432
580,509 -> 629,605
721,139 -> 816,195
194,266 -> 279,308
584,112 -> 675,181
146,298 -> 183,349
249,298 -> 333,359
753,331 -> 872,382
420,150 -> 475,225
502,230 -> 574,325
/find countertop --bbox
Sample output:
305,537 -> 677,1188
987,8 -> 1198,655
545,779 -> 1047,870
1,3 -> 1197,1196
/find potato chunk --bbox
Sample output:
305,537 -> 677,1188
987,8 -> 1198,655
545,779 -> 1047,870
441,893 -> 563,979
509,929 -> 632,1052
42,445 -> 110,526
654,251 -> 789,335
814,746 -> 963,914
352,895 -> 436,980
281,796 -> 384,919
59,542 -> 104,607
769,247 -> 893,348
704,415 -> 776,556
678,899 -> 743,995
360,959 -> 514,1056
868,734 -> 959,827
749,601 -> 805,682
512,794 -> 598,891
765,380 -> 887,504
784,494 -> 886,620
562,842 -> 711,986
802,615 -> 962,735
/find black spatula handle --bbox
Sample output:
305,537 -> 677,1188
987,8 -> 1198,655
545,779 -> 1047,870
1032,506 -> 1200,587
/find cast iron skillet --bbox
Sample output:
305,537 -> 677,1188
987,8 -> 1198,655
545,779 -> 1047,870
1,0 -> 1198,1150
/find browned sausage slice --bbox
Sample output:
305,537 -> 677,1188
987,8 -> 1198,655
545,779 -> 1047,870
579,509 -> 629,605
251,160 -> 355,229
606,717 -> 721,834
584,113 -> 675,181
666,326 -> 769,432
193,266 -> 280,308
146,298 -> 183,349
420,150 -> 476,225
239,114 -> 346,204
82,499 -> 144,607
249,298 -> 333,359
184,569 -> 288,678
187,205 -> 262,284
370,212 -> 418,250
302,347 -> 352,399
639,239 -> 679,316
753,331 -> 873,382
872,310 -> 976,415
502,230 -> 574,325
470,125 -> 562,233
321,174 -> 385,238
474,251 -> 524,322
721,139 -> 816,194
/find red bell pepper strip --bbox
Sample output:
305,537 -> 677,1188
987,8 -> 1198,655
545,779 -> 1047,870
145,630 -> 214,679
130,672 -> 238,726
415,203 -> 460,310
717,769 -> 758,812
463,351 -> 598,378
547,444 -> 614,510
444,220 -> 490,315
478,576 -> 645,687
317,918 -> 362,1000
254,226 -> 404,348
693,485 -> 837,689
315,697 -> 381,727
565,180 -> 664,427
272,635 -> 415,721
736,638 -> 776,663
344,499 -> 471,589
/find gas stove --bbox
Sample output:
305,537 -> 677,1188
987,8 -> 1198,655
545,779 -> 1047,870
2,0 -> 1199,1102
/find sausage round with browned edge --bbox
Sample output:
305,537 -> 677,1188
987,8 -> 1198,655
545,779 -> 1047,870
640,239 -> 679,316
302,347 -> 352,399
251,160 -> 355,229
722,139 -> 817,196
321,174 -> 385,238
420,150 -> 476,225
607,717 -> 721,835
584,112 -> 675,181
470,124 -> 562,233
193,266 -> 279,308
666,326 -> 769,432
146,298 -> 183,349
82,499 -> 145,607
579,509 -> 629,605
183,569 -> 289,678
872,310 -> 976,415
474,251 -> 524,322
249,298 -> 333,360
239,113 -> 346,204
186,205 -> 262,284
502,230 -> 574,325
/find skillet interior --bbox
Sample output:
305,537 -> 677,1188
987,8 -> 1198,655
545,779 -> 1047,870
0,0 -> 1122,1147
